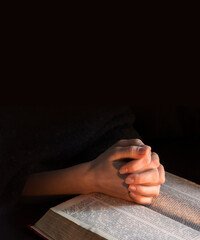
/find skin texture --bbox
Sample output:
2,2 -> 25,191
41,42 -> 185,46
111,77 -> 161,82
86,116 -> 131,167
22,139 -> 165,205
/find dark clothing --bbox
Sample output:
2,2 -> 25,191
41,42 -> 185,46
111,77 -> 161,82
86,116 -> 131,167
0,106 -> 139,208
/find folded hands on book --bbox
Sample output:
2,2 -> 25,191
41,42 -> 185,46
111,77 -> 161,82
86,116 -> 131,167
22,139 -> 165,205
90,139 -> 165,205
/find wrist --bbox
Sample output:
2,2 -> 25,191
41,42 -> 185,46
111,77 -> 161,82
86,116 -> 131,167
78,161 -> 98,194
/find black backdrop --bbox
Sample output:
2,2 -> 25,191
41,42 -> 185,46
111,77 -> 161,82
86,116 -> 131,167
132,106 -> 200,184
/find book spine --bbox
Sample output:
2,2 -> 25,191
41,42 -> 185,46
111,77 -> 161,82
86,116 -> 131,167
27,224 -> 50,240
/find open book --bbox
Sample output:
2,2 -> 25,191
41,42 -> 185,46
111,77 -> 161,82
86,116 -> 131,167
30,172 -> 200,240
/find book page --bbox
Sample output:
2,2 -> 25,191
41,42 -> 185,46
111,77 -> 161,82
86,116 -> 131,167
147,172 -> 200,231
52,172 -> 200,240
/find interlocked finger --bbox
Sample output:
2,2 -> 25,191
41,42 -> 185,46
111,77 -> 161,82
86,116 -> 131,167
119,151 -> 160,174
129,192 -> 153,205
125,168 -> 160,185
128,184 -> 160,197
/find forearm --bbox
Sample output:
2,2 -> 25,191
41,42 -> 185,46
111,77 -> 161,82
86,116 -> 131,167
22,162 -> 96,196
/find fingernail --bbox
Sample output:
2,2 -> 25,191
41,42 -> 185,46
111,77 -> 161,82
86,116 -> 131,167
138,146 -> 147,153
129,185 -> 136,191
125,177 -> 134,184
119,168 -> 128,174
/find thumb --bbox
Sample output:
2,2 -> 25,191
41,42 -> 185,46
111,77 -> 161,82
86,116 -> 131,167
109,145 -> 151,162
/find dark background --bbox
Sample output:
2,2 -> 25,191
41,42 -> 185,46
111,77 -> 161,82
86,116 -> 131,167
1,106 -> 200,240
132,106 -> 200,184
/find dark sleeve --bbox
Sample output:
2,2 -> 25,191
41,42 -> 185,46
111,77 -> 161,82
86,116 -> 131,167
0,106 -> 139,207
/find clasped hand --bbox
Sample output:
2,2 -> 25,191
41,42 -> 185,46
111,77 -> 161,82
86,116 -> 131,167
90,139 -> 165,205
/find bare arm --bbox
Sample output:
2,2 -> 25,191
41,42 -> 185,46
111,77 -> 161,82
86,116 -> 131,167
22,139 -> 165,205
22,162 -> 96,196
